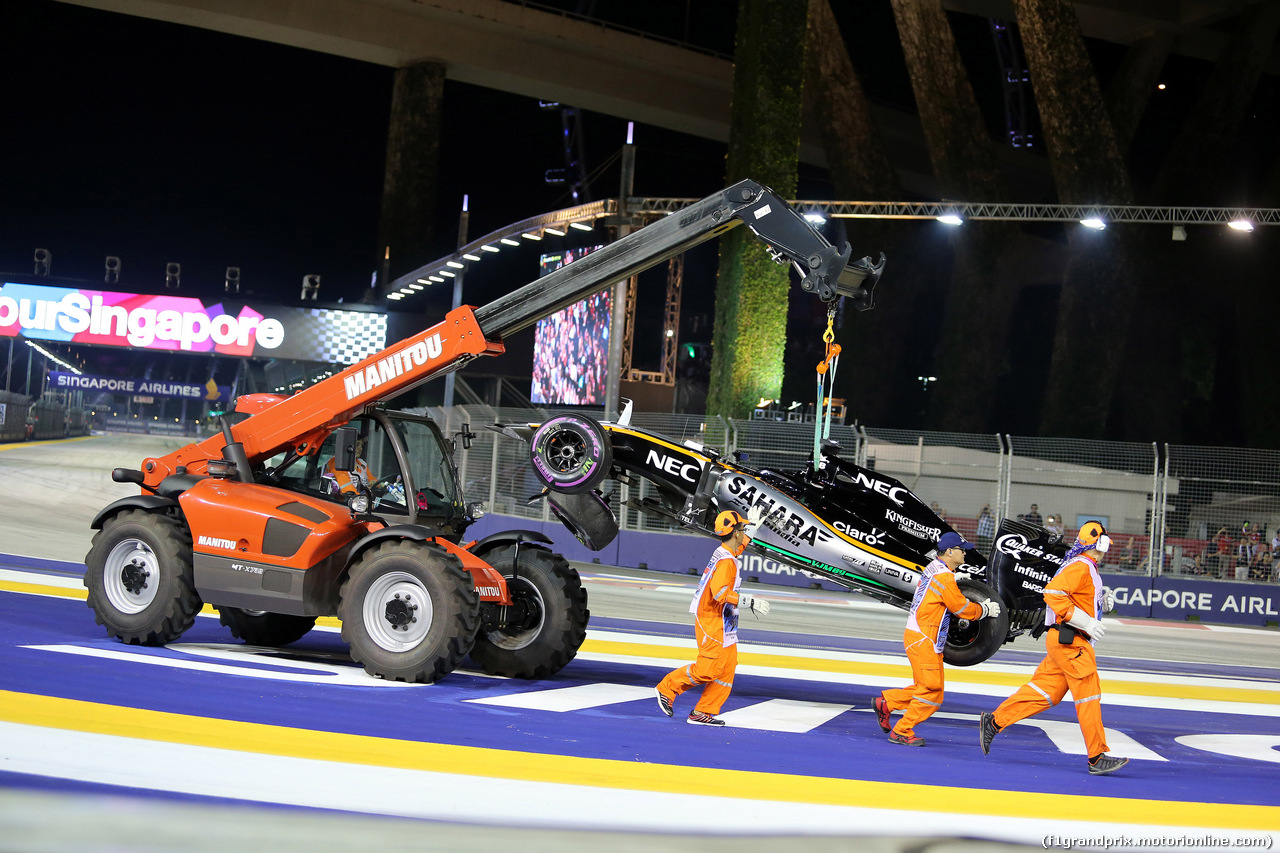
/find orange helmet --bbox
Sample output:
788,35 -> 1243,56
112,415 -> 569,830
1076,520 -> 1111,553
714,510 -> 747,536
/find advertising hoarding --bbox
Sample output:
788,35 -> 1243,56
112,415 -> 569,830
0,282 -> 387,365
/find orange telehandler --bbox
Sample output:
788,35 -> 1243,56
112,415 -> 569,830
83,179 -> 884,683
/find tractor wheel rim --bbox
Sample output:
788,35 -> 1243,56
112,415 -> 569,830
364,571 -> 434,652
484,576 -> 545,650
103,538 -> 159,614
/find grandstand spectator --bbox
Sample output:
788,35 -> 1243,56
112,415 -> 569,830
1209,527 -> 1232,579
1045,514 -> 1065,540
1021,504 -> 1043,526
1116,537 -> 1138,572
1248,546 -> 1271,582
1238,522 -> 1260,566
976,504 -> 996,555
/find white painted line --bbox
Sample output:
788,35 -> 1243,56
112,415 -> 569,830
718,698 -> 853,733
4,722 -> 1251,843
465,683 -> 652,712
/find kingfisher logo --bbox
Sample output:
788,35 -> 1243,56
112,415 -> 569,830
197,535 -> 237,550
343,335 -> 443,400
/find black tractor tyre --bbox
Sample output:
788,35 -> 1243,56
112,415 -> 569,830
217,607 -> 318,646
943,576 -> 1011,667
469,543 -> 589,679
548,490 -> 618,551
338,539 -> 480,683
84,509 -> 201,645
529,415 -> 613,494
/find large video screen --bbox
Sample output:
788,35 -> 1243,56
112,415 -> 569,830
531,247 -> 609,405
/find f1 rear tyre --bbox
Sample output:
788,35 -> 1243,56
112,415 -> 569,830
469,543 -> 589,678
84,509 -> 200,645
217,607 -> 317,646
338,540 -> 480,683
943,577 -> 1010,667
529,415 -> 612,494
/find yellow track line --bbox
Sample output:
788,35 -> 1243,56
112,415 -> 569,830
0,690 -> 1275,830
0,436 -> 96,451
7,577 -> 1273,704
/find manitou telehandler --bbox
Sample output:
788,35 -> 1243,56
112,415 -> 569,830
84,179 -> 884,683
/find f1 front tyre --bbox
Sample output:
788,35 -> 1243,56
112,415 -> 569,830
529,415 -> 612,494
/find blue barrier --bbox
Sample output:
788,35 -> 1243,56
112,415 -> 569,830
470,513 -> 1280,626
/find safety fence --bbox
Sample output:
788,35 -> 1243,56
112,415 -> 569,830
0,391 -> 90,442
426,404 -> 1280,591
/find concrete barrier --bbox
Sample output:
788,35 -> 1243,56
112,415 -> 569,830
470,511 -> 1280,626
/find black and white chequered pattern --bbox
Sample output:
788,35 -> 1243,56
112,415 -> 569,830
298,309 -> 388,364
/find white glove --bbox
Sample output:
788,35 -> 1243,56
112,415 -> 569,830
1065,609 -> 1107,640
982,599 -> 1002,619
1102,587 -> 1116,613
744,504 -> 765,537
737,592 -> 770,616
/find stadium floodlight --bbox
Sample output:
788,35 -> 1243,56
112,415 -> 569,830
417,278 -> 431,285
439,270 -> 456,278
399,287 -> 415,294
409,283 -> 424,291
463,253 -> 482,262
1079,217 -> 1107,230
387,293 -> 403,300
429,276 -> 445,283
570,222 -> 593,231
446,260 -> 465,269
1172,226 -> 1187,241
1228,219 -> 1255,232
481,244 -> 500,252
803,212 -> 827,226
500,237 -> 520,247
545,227 -> 566,236
522,231 -> 543,241
937,214 -> 964,226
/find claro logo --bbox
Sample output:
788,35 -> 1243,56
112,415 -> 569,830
344,334 -> 443,400
0,293 -> 284,350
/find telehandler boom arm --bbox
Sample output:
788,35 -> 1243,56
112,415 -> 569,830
131,179 -> 884,488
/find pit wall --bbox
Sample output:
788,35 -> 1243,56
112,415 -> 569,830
468,512 -> 1280,628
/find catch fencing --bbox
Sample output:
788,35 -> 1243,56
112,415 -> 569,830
426,404 -> 1280,588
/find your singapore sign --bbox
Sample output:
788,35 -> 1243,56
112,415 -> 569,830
0,282 -> 386,364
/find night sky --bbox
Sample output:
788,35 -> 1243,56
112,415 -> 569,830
3,0 -> 1276,445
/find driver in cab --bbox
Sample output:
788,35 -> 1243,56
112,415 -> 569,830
322,437 -> 373,496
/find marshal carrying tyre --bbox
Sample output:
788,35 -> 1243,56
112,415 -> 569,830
84,509 -> 201,645
338,540 -> 479,683
217,607 -> 317,646
469,543 -> 589,678
943,576 -> 1010,667
529,415 -> 612,494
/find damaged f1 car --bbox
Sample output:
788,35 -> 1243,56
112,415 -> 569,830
496,408 -> 1070,667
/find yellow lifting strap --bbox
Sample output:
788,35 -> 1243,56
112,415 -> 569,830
813,303 -> 841,470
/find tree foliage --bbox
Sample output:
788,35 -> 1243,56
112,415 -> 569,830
706,0 -> 807,420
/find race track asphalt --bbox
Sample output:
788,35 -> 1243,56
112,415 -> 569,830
1,434 -> 1277,852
